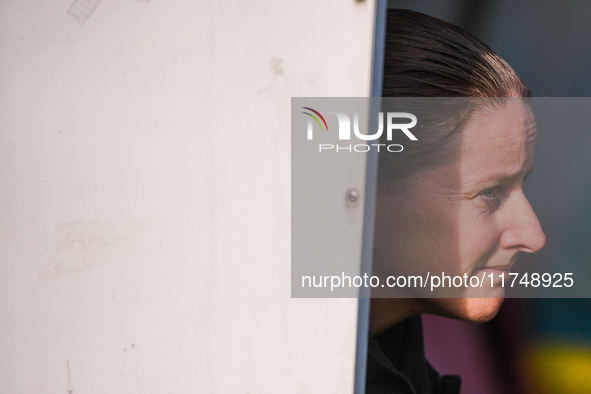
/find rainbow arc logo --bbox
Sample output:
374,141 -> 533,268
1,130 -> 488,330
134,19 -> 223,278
302,107 -> 328,139
301,107 -> 328,131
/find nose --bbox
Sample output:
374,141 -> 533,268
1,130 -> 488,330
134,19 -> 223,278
499,190 -> 546,253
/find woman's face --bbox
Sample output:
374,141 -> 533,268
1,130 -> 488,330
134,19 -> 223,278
373,99 -> 546,322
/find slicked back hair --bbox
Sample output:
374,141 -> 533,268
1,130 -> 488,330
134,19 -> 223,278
378,9 -> 531,192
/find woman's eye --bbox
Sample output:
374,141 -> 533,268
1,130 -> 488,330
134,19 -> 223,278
482,188 -> 497,198
479,187 -> 502,207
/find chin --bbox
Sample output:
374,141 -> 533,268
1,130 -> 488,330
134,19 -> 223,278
459,297 -> 505,323
426,297 -> 505,323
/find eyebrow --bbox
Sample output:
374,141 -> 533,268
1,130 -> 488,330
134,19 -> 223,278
475,165 -> 536,186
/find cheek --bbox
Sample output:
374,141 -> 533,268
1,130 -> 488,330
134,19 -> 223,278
457,207 -> 501,271
373,195 -> 462,276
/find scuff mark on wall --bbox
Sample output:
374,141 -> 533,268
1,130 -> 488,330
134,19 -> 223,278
67,0 -> 102,25
270,56 -> 284,76
39,219 -> 161,281
258,56 -> 284,94
66,359 -> 74,393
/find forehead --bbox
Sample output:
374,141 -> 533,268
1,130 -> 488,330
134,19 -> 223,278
459,100 -> 537,181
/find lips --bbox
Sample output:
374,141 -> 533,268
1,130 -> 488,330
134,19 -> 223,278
482,265 -> 512,271
480,267 -> 511,276
481,254 -> 519,273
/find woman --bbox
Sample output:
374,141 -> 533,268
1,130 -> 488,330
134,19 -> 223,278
366,10 -> 546,394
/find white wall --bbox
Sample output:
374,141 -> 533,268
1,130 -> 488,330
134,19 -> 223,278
0,0 -> 376,392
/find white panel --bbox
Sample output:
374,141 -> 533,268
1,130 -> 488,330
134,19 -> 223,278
291,98 -> 372,298
0,0 -> 375,392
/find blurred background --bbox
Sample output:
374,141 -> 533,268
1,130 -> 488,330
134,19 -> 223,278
387,1 -> 591,393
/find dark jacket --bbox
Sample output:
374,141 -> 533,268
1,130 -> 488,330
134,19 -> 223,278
366,315 -> 461,394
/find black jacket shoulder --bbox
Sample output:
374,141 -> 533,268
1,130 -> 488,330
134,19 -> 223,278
366,315 -> 461,394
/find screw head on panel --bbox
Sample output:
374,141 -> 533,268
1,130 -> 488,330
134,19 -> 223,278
347,189 -> 360,206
